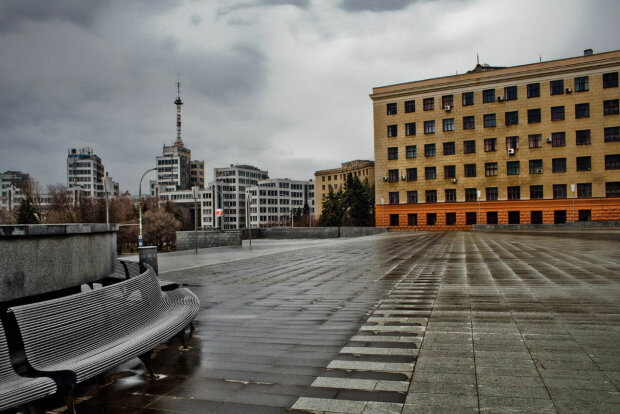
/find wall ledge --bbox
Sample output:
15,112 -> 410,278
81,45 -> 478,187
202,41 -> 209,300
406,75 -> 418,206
0,224 -> 119,237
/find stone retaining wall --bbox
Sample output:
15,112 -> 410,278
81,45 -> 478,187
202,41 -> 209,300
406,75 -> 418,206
0,224 -> 118,301
176,230 -> 242,251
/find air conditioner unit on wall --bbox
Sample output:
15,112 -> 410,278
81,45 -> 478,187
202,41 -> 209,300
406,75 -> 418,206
497,96 -> 503,101
566,87 -> 572,93
507,148 -> 515,155
401,175 -> 407,181
383,176 -> 388,181
444,105 -> 451,111
536,168 -> 543,174
546,137 -> 552,143
451,178 -> 458,183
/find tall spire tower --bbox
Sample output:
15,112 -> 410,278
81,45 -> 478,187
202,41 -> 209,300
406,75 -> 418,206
174,80 -> 184,148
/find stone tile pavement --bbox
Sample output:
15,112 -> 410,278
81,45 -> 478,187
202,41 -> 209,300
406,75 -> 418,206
23,231 -> 620,413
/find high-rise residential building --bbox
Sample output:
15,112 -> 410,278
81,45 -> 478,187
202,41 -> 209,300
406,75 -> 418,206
0,170 -> 30,211
314,160 -> 375,218
247,178 -> 315,227
67,147 -> 107,198
371,49 -> 620,229
190,160 -> 205,189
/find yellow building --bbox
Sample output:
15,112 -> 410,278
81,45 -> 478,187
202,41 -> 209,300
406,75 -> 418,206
371,50 -> 620,229
314,160 -> 375,218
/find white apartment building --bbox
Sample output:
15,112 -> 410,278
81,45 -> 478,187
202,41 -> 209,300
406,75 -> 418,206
0,170 -> 29,211
247,178 -> 315,227
66,147 -> 118,199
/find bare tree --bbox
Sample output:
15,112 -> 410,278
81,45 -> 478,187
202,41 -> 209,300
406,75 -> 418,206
0,208 -> 15,224
143,208 -> 181,250
45,184 -> 76,223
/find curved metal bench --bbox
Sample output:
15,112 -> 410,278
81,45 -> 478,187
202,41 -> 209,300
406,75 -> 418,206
0,323 -> 56,411
8,266 -> 199,413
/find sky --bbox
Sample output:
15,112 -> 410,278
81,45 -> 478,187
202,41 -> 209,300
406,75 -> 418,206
1,0 -> 619,194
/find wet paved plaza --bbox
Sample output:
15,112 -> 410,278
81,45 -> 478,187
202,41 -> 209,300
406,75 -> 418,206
29,231 -> 620,413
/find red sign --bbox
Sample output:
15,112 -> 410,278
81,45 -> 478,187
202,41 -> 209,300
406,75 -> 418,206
215,209 -> 224,217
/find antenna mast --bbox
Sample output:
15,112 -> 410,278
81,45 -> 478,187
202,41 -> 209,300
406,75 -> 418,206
174,79 -> 184,147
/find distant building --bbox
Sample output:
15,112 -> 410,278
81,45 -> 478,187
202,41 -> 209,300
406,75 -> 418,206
314,160 -> 375,218
247,178 -> 315,227
0,170 -> 30,211
66,147 -> 119,199
371,49 -> 620,229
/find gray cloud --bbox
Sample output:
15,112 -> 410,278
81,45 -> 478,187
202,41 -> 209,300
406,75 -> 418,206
339,0 -> 418,12
0,0 -> 104,32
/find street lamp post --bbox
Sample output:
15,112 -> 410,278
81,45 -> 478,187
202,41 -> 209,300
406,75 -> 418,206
246,189 -> 252,246
193,186 -> 199,254
477,189 -> 481,225
570,184 -> 575,222
381,197 -> 385,227
138,167 -> 157,247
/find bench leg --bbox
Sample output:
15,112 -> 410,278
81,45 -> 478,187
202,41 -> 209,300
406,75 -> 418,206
189,321 -> 196,332
138,350 -> 157,380
177,329 -> 190,351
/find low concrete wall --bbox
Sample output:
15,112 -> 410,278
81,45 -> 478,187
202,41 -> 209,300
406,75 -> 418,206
339,227 -> 388,238
0,224 -> 118,302
260,227 -> 340,239
176,230 -> 242,251
474,221 -> 620,231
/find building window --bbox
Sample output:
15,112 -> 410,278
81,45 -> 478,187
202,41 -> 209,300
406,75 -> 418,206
507,186 -> 520,200
607,182 -> 620,197
389,191 -> 399,204
529,159 -> 543,174
407,191 -> 418,204
389,214 -> 399,226
576,156 -> 591,172
443,118 -> 455,132
552,158 -> 566,173
442,95 -> 454,108
387,103 -> 397,115
427,212 -> 437,225
465,188 -> 477,202
446,212 -> 457,225
575,76 -> 589,92
578,210 -> 591,221
444,165 -> 456,179
406,168 -> 417,181
604,99 -> 619,115
425,166 -> 437,180
605,126 -> 620,142
463,116 -> 475,130
527,83 -> 540,98
425,144 -> 436,157
606,154 -> 620,170
505,111 -> 519,126
507,161 -> 520,175
406,145 -> 417,159
388,169 -> 399,182
553,184 -> 567,199
603,72 -> 619,88
464,140 -> 476,154
551,106 -> 565,121
484,138 -> 497,152
485,162 -> 498,177
504,86 -> 517,101
483,113 -> 496,128
464,164 -> 476,177
508,211 -> 520,224
530,185 -> 543,199
387,147 -> 398,160
551,132 -> 565,147
423,98 -> 434,111
445,189 -> 456,202
466,212 -> 477,225
408,213 -> 418,225
405,100 -> 416,113
506,136 -> 519,151
487,211 -> 498,224
405,122 -> 416,136
443,142 -> 455,155
550,79 -> 564,95
486,187 -> 498,201
528,108 -> 541,123
483,89 -> 495,103
425,190 -> 437,203
576,130 -> 591,145
575,103 -> 590,118
462,92 -> 474,106
387,125 -> 398,137
577,183 -> 592,198
554,210 -> 566,224
424,120 -> 435,134
529,134 -> 542,148
531,211 -> 543,224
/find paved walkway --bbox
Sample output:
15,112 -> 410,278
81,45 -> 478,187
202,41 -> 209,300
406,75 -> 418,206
38,231 -> 619,413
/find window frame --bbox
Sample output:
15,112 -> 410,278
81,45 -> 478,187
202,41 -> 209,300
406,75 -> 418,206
425,166 -> 437,180
443,118 -> 455,132
464,163 -> 477,178
462,92 -> 474,106
550,79 -> 564,95
575,103 -> 590,119
486,187 -> 498,201
406,145 -> 417,159
551,132 -> 565,147
552,158 -> 567,173
485,162 -> 498,177
507,161 -> 520,176
507,186 -> 521,200
484,138 -> 497,152
505,111 -> 519,126
529,134 -> 542,149
387,147 -> 398,160
551,106 -> 565,121
386,103 -> 397,115
574,76 -> 589,92
423,98 -> 434,111
604,99 -> 619,115
463,140 -> 476,154
603,72 -> 619,88
405,100 -> 416,113
527,83 -> 540,98
483,89 -> 495,103
605,126 -> 620,142
576,130 -> 591,145
387,124 -> 398,137
443,141 -> 456,155
504,86 -> 517,101
424,143 -> 436,157
424,120 -> 435,134
530,185 -> 543,200
576,156 -> 591,172
462,116 -> 475,130
483,113 -> 496,128
527,108 -> 541,124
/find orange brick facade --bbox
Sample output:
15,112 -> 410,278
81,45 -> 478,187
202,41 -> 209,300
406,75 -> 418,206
371,50 -> 620,230
376,197 -> 620,231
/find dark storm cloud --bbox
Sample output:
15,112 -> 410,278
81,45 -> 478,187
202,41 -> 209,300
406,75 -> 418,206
339,0 -> 418,12
0,0 -> 104,32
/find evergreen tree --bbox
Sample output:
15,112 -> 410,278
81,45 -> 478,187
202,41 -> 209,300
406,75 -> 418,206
318,188 -> 344,226
16,196 -> 39,224
318,176 -> 375,227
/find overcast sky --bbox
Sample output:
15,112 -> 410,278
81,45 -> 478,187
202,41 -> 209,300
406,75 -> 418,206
1,0 -> 619,194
